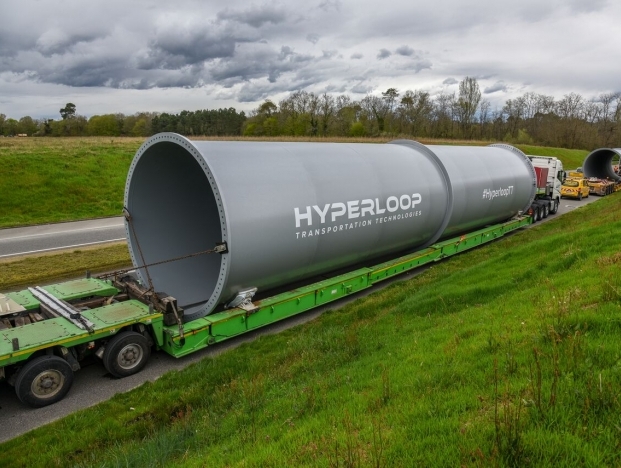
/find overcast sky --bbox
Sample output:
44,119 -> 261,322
1,0 -> 619,120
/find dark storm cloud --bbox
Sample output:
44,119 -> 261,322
443,77 -> 458,85
395,45 -> 414,56
210,45 -> 316,85
323,83 -> 348,93
44,61 -> 126,87
237,84 -> 278,102
377,49 -> 391,60
137,25 -> 241,70
484,81 -> 508,94
351,82 -> 372,94
399,59 -> 432,73
237,76 -> 321,102
217,4 -> 288,27
350,53 -> 363,59
0,32 -> 30,57
35,30 -> 105,57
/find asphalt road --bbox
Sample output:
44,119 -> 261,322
0,194 -> 601,442
0,217 -> 125,259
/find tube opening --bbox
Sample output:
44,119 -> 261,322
583,148 -> 621,182
125,139 -> 226,319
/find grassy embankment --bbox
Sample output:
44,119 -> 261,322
0,243 -> 131,291
1,186 -> 620,466
0,137 -> 141,228
0,136 -> 588,228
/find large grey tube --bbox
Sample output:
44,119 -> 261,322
427,142 -> 536,238
125,134 -> 536,321
582,148 -> 621,182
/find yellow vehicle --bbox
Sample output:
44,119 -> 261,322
561,178 -> 589,200
566,171 -> 584,179
587,177 -> 616,196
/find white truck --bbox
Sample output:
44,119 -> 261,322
528,156 -> 565,222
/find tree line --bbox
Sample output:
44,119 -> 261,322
0,105 -> 246,139
243,78 -> 621,149
1,77 -> 620,149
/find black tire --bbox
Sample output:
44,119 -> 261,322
103,331 -> 151,378
15,355 -> 74,407
531,206 -> 538,222
578,192 -> 583,201
542,203 -> 550,218
550,199 -> 559,214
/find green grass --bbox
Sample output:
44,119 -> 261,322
0,137 -> 590,228
515,145 -> 589,170
0,243 -> 131,291
2,194 -> 621,467
0,137 -> 141,227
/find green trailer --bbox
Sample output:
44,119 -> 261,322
0,216 -> 530,407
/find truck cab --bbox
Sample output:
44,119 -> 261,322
528,156 -> 565,218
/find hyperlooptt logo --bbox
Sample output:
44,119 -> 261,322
482,186 -> 514,200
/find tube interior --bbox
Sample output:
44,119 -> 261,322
583,148 -> 621,181
126,141 -> 224,316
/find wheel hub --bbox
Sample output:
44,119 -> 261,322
32,370 -> 64,398
118,344 -> 143,369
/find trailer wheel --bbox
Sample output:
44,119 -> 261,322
550,199 -> 559,214
542,203 -> 550,218
15,355 -> 74,407
103,331 -> 151,378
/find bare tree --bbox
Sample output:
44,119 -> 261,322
361,95 -> 391,134
556,93 -> 585,147
382,88 -> 400,133
556,93 -> 584,120
432,92 -> 456,138
398,90 -> 433,136
308,92 -> 320,136
456,77 -> 481,137
479,99 -> 491,139
597,92 -> 621,146
502,98 -> 526,139
319,93 -> 335,136
333,95 -> 359,135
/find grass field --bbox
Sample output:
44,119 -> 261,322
0,136 -> 590,228
0,243 -> 130,291
1,191 -> 620,466
0,137 -> 141,228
